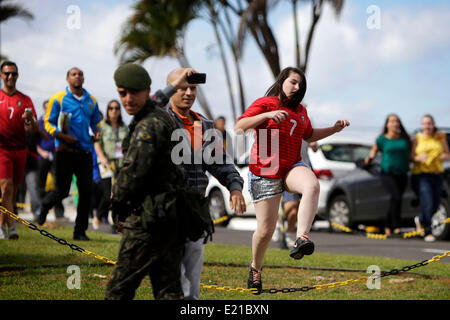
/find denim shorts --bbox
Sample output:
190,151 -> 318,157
283,191 -> 302,203
248,160 -> 309,203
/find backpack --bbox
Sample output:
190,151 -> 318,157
140,186 -> 214,244
176,186 -> 215,244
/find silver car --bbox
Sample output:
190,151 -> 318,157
307,138 -> 372,216
325,158 -> 450,240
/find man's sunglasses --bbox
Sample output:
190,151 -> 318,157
2,72 -> 18,77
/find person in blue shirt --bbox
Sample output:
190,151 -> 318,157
38,67 -> 102,241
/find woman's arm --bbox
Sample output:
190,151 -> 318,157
411,137 -> 429,163
234,110 -> 288,133
94,141 -> 109,167
440,134 -> 450,161
305,120 -> 350,143
365,144 -> 379,164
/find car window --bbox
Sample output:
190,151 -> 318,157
320,144 -> 371,163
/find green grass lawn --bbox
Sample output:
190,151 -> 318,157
0,223 -> 449,300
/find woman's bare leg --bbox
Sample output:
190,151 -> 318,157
251,195 -> 282,270
284,166 -> 320,239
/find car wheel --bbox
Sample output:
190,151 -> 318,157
208,188 -> 229,226
328,195 -> 353,232
431,199 -> 450,240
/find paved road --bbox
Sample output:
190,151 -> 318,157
18,206 -> 449,264
214,218 -> 450,263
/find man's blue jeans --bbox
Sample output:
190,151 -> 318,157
413,173 -> 444,235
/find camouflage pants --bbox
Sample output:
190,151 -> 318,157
105,214 -> 184,300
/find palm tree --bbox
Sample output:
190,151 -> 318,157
204,0 -> 248,118
115,0 -> 214,119
300,0 -> 344,72
0,0 -> 33,23
231,0 -> 344,76
205,0 -> 238,120
0,0 -> 34,61
217,2 -> 247,115
235,0 -> 281,77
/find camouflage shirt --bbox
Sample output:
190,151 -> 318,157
112,99 -> 184,216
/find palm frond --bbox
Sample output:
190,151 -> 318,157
0,0 -> 33,23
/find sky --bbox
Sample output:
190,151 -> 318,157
1,0 -> 450,144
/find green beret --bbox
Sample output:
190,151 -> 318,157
114,63 -> 152,91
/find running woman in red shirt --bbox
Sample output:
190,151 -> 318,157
0,61 -> 38,239
235,67 -> 349,293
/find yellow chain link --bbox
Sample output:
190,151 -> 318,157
0,205 -> 117,266
212,215 -> 230,225
0,206 -> 34,228
366,233 -> 387,240
331,222 -> 352,233
2,204 -> 449,296
425,250 -> 450,264
314,276 -> 369,290
200,283 -> 258,294
0,198 -> 30,209
403,229 -> 424,238
82,249 -> 116,265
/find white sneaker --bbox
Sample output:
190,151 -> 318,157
285,232 -> 296,248
92,217 -> 101,230
424,234 -> 436,242
414,216 -> 424,235
272,222 -> 281,242
414,216 -> 422,230
0,225 -> 7,240
8,225 -> 19,240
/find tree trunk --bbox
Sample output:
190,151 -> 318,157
292,0 -> 301,69
211,14 -> 237,120
222,7 -> 246,116
302,0 -> 323,73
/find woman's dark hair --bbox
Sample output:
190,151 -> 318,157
381,113 -> 411,151
105,99 -> 124,126
265,67 -> 307,109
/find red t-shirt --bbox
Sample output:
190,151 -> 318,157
0,89 -> 37,149
238,96 -> 312,179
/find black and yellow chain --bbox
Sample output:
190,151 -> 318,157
332,218 -> 450,240
0,205 -> 117,265
201,250 -> 450,294
0,205 -> 229,266
1,205 -> 448,295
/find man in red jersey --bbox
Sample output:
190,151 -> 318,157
0,61 -> 38,239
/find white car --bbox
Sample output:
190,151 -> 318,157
205,153 -> 254,225
205,136 -> 372,224
307,137 -> 372,217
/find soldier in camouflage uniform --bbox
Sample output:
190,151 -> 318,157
105,63 -> 196,300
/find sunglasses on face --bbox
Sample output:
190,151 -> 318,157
108,107 -> 120,111
2,72 -> 18,77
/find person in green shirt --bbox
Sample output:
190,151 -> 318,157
365,114 -> 411,235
